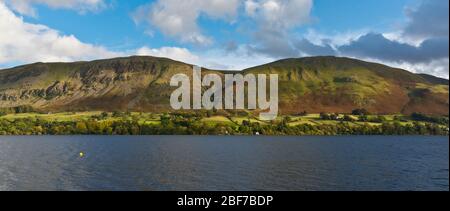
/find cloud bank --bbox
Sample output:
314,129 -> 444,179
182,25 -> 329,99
235,0 -> 449,78
0,1 -> 202,68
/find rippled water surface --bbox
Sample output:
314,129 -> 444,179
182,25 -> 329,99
0,136 -> 448,191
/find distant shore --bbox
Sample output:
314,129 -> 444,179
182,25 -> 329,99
0,111 -> 448,136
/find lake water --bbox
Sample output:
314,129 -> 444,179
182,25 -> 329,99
0,136 -> 448,191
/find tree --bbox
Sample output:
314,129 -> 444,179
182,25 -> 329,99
393,115 -> 407,122
100,112 -> 109,119
352,108 -> 370,116
343,115 -> 357,122
330,113 -> 339,120
283,116 -> 292,124
75,122 -> 88,134
358,115 -> 369,122
370,116 -> 387,123
160,115 -> 171,126
320,112 -> 331,120
206,110 -> 213,118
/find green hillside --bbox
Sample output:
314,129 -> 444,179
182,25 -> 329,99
244,56 -> 449,115
0,56 -> 448,115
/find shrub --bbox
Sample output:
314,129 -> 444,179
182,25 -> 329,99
352,108 -> 370,116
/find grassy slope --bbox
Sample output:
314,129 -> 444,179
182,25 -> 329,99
244,56 -> 449,115
0,56 -> 448,115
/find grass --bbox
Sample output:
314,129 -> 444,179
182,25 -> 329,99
246,59 -> 393,105
1,112 -> 447,128
230,117 -> 257,124
1,111 -> 103,121
288,119 -> 318,126
416,83 -> 449,94
201,116 -> 235,126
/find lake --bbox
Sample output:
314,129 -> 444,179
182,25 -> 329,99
0,136 -> 448,191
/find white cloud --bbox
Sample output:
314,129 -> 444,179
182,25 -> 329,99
348,56 -> 450,79
131,44 -> 274,71
244,0 -> 313,30
304,28 -> 369,48
132,0 -> 240,46
1,0 -> 448,79
135,46 -> 200,65
131,0 -> 313,49
1,0 -> 107,17
243,0 -> 448,79
241,0 -> 314,58
244,0 -> 259,17
0,1 -> 209,68
382,1 -> 449,47
0,0 -> 274,72
207,49 -> 274,70
392,59 -> 449,79
134,46 -> 273,71
382,31 -> 423,47
0,2 -> 121,64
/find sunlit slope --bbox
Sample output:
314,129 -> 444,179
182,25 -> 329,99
0,56 -> 448,115
243,57 -> 449,115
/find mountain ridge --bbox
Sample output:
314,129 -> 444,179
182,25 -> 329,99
0,56 -> 448,115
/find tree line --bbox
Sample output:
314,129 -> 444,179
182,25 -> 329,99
0,115 -> 447,136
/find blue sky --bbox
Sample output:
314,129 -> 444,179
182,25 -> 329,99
0,0 -> 448,78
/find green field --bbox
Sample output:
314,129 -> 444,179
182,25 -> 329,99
0,112 -> 442,127
0,111 -> 448,136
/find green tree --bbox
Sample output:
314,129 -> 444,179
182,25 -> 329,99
76,122 -> 88,134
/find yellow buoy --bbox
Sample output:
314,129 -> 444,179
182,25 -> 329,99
79,152 -> 85,158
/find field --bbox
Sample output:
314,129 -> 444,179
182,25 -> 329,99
0,111 -> 441,127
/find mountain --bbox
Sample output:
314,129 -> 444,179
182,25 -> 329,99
0,56 -> 448,115
243,57 -> 449,115
416,74 -> 449,85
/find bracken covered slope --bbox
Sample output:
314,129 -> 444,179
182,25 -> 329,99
0,56 -> 448,115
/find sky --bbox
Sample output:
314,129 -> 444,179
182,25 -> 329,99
0,0 -> 448,78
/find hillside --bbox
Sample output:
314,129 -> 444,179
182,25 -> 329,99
0,56 -> 448,115
244,57 -> 449,115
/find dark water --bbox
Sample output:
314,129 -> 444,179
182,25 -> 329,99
0,136 -> 448,191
